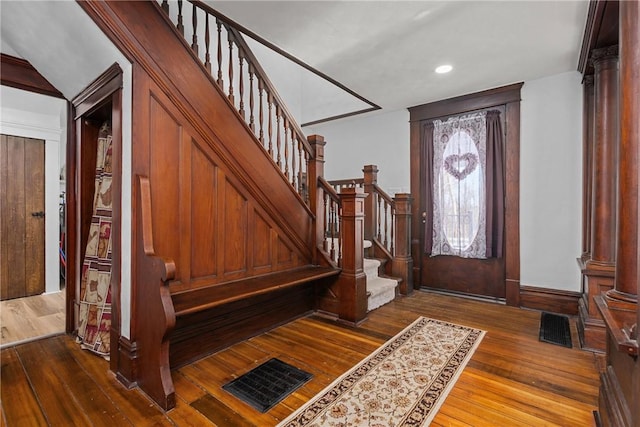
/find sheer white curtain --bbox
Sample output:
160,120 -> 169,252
431,111 -> 487,258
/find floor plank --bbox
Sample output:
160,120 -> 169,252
0,348 -> 48,426
0,291 -> 65,347
0,291 -> 600,426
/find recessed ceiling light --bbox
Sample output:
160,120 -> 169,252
435,64 -> 453,74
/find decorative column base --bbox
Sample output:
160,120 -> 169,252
336,272 -> 368,325
578,259 -> 615,352
392,256 -> 413,296
595,295 -> 638,427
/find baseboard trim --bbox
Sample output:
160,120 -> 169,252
115,336 -> 138,389
519,286 -> 581,315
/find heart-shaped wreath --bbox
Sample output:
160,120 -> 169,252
444,152 -> 478,180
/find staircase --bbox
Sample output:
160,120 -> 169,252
363,240 -> 398,311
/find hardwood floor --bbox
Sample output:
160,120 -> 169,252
0,291 -> 600,426
0,290 -> 65,348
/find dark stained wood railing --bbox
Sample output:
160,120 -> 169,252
329,178 -> 364,194
160,0 -> 311,204
330,165 -> 413,294
318,177 -> 342,266
330,166 -> 396,256
372,183 -> 395,256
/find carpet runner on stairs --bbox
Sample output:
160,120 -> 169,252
364,258 -> 398,311
325,239 -> 398,311
363,240 -> 398,311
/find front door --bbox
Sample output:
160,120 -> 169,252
1,134 -> 46,300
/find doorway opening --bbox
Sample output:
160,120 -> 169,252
0,85 -> 67,348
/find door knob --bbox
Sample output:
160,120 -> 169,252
31,211 -> 45,218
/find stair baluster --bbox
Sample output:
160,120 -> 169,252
258,78 -> 264,144
227,33 -> 234,104
284,118 -> 289,179
276,105 -> 282,168
191,3 -> 198,55
177,0 -> 184,35
161,0 -> 316,205
268,94 -> 273,156
238,50 -> 245,118
297,139 -> 303,196
248,66 -> 255,131
291,127 -> 297,189
216,19 -> 223,87
204,14 -> 211,73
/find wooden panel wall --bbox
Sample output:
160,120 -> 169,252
133,70 -> 304,294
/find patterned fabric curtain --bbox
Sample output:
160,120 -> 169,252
77,122 -> 113,358
431,111 -> 487,258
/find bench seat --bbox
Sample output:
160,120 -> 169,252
172,265 -> 340,316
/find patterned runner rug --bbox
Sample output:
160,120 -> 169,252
278,317 -> 485,427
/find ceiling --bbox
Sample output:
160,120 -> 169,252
0,1 -> 589,124
210,1 -> 589,116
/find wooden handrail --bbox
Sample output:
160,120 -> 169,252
372,183 -> 394,206
328,178 -> 365,188
318,176 -> 340,202
222,25 -> 311,155
160,0 -> 312,204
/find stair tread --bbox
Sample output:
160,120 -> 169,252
366,276 -> 398,296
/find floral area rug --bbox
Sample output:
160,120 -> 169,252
278,317 -> 485,427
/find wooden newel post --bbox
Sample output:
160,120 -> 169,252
308,135 -> 326,261
337,187 -> 368,324
362,165 -> 378,242
392,193 -> 413,295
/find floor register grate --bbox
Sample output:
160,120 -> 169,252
222,358 -> 313,413
539,312 -> 572,348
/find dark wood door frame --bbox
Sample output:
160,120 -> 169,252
68,64 -> 123,368
408,83 -> 523,306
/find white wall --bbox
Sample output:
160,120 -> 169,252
311,71 -> 583,292
307,109 -> 410,195
520,71 -> 583,292
2,1 -> 134,338
0,86 -> 67,295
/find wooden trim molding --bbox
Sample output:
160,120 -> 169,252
577,1 -> 620,75
69,62 -> 124,373
520,286 -> 581,316
408,83 -> 523,123
0,53 -> 64,98
72,63 -> 123,118
114,336 -> 138,389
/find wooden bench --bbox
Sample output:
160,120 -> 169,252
134,176 -> 340,410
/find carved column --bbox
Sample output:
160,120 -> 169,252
392,193 -> 413,295
596,5 -> 639,426
581,75 -> 595,262
308,135 -> 326,261
607,9 -> 638,306
580,46 -> 619,352
362,164 -> 378,242
336,187 -> 367,324
577,74 -> 600,350
590,45 -> 619,267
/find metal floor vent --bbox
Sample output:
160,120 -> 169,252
222,358 -> 312,413
539,312 -> 572,348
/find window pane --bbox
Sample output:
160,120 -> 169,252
440,130 -> 482,251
